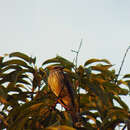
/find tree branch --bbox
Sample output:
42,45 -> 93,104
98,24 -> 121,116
115,46 -> 130,83
71,39 -> 83,68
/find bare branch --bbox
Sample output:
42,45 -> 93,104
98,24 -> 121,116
115,46 -> 130,83
71,39 -> 83,68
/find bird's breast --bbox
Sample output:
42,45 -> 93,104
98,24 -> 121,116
48,71 -> 63,97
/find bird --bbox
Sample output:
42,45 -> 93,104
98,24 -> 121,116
47,65 -> 79,126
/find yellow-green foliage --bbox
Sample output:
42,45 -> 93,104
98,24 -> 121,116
0,52 -> 129,130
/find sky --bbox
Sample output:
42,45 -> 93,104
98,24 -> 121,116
0,0 -> 130,110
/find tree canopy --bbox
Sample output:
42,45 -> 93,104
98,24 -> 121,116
0,52 -> 130,130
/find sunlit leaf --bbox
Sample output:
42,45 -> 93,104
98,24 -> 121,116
46,125 -> 76,130
0,96 -> 7,104
9,52 -> 36,64
0,52 -> 130,129
17,78 -> 31,85
0,65 -> 22,73
30,103 -> 43,110
3,59 -> 30,68
42,56 -> 74,69
102,107 -> 129,129
84,58 -> 111,66
113,96 -> 129,111
16,84 -> 30,91
91,65 -> 113,71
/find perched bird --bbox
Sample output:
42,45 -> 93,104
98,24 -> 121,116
47,65 -> 79,125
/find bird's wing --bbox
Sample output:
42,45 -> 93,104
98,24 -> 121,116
62,73 -> 75,108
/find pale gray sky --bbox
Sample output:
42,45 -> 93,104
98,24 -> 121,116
0,0 -> 130,107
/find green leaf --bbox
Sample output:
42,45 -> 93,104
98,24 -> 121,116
16,84 -> 29,91
84,58 -> 111,66
91,65 -> 113,71
113,96 -> 129,111
42,56 -> 74,69
17,79 -> 31,85
0,65 -> 22,73
9,52 -> 36,64
103,82 -> 128,95
123,74 -> 130,78
0,71 -> 18,84
3,59 -> 30,68
0,56 -> 4,63
102,107 -> 129,129
42,57 -> 59,65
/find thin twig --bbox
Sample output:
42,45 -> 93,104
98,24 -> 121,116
71,39 -> 83,67
71,39 -> 83,115
115,46 -> 130,83
75,39 -> 83,67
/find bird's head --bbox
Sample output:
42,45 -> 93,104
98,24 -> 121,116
47,65 -> 64,70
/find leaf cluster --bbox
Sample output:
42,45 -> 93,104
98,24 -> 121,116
0,52 -> 130,130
